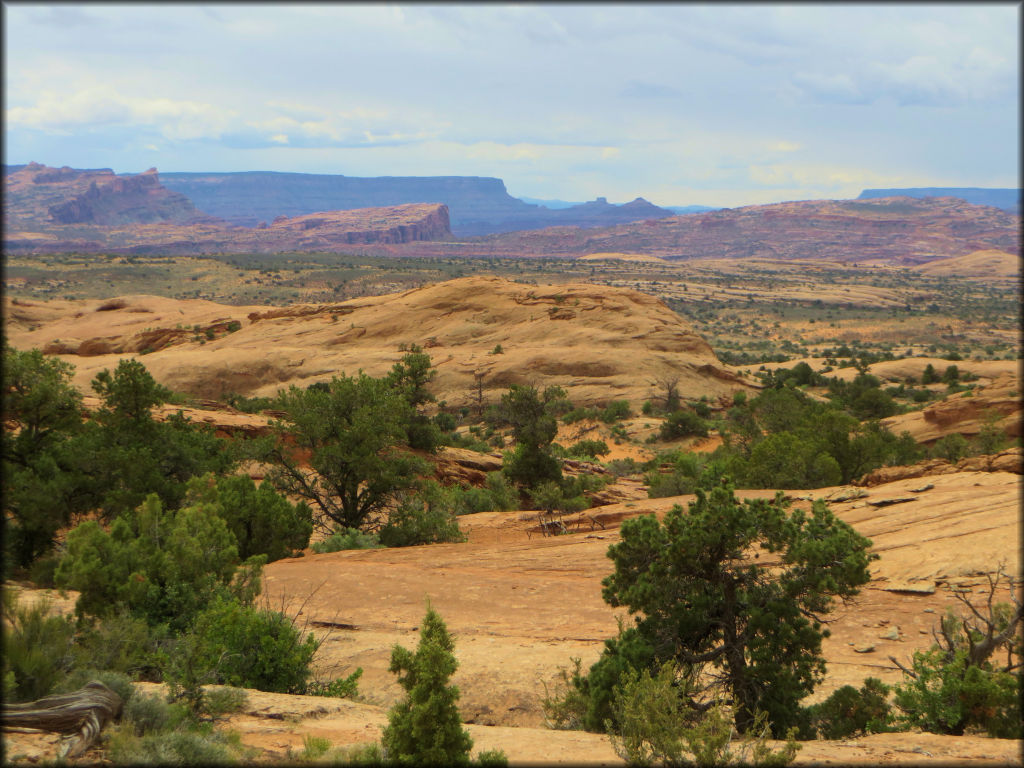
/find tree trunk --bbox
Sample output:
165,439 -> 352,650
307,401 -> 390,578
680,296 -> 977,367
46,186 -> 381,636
1,681 -> 123,759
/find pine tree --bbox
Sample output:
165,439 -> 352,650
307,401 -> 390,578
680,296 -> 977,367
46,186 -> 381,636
382,605 -> 473,765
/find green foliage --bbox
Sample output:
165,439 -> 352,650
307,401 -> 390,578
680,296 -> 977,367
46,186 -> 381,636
188,597 -> 318,693
122,691 -> 174,736
185,473 -> 312,562
1,591 -> 77,702
715,387 -> 921,487
55,494 -> 256,631
931,433 -> 970,462
597,484 -> 874,736
800,678 -> 892,739
921,363 -> 938,384
75,359 -> 236,523
567,439 -> 611,459
387,346 -> 442,452
600,400 -> 633,423
541,657 -> 591,730
71,610 -> 168,681
483,471 -> 517,512
2,346 -> 86,567
306,667 -> 363,699
892,573 -> 1022,738
528,480 -> 588,517
745,432 -> 842,489
608,662 -> 800,767
975,418 -> 1008,455
108,725 -> 239,764
500,385 -> 563,489
382,605 -> 474,765
262,372 -> 428,532
659,410 -> 709,441
378,482 -> 466,548
313,527 -> 383,553
893,646 -> 1020,737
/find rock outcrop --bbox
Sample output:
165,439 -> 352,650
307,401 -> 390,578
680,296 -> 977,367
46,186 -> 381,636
3,278 -> 751,409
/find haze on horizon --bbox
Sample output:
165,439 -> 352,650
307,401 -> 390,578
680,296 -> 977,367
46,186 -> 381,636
3,3 -> 1019,209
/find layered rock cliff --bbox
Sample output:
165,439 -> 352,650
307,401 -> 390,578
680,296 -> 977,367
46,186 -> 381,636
158,171 -> 675,235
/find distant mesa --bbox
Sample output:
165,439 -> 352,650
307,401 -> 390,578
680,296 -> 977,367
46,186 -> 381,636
858,187 -> 1020,215
3,163 -> 454,254
157,170 -> 679,236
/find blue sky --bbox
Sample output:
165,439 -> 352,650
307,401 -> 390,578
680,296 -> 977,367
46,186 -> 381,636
3,3 -> 1019,207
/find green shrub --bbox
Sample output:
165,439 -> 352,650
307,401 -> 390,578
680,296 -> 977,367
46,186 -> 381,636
382,605 -> 474,765
306,667 -> 363,699
189,598 -> 318,694
109,728 -> 237,765
72,611 -> 168,681
484,472 -> 517,511
562,407 -> 600,424
567,439 -> 611,459
378,483 -> 466,547
313,527 -> 382,553
931,433 -> 970,462
608,662 -> 800,767
55,494 -> 255,632
600,400 -> 632,423
122,691 -> 174,736
605,458 -> 640,477
186,473 -> 312,563
801,678 -> 892,739
1,591 -> 77,702
659,410 -> 709,441
893,646 -> 1019,737
542,658 -> 590,730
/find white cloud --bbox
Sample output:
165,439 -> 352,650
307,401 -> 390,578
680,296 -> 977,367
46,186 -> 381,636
6,85 -> 235,141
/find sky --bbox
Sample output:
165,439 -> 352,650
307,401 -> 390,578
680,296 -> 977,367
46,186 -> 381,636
3,3 -> 1020,208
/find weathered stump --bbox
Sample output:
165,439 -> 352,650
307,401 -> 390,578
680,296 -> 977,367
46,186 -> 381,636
1,681 -> 123,759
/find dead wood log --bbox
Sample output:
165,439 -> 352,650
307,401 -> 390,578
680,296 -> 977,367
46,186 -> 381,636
1,681 -> 123,759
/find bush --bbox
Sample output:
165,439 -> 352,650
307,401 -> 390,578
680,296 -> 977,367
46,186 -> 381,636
306,667 -> 363,699
186,474 -> 312,563
378,483 -> 466,548
122,691 -> 174,736
1,591 -> 77,702
567,439 -> 611,459
313,527 -> 382,553
55,494 -> 254,632
382,606 -> 475,765
109,727 -> 238,765
931,433 -> 970,462
893,646 -> 1019,737
600,400 -> 632,423
609,662 -> 799,767
891,566 -> 1021,737
72,610 -> 168,681
188,598 -> 318,694
659,410 -> 709,441
800,678 -> 892,739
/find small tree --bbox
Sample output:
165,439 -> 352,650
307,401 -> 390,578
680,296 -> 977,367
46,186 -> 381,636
500,385 -> 562,490
387,346 -> 442,452
598,483 -> 875,735
261,373 -> 428,533
382,605 -> 474,765
55,494 -> 258,632
2,346 -> 87,567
